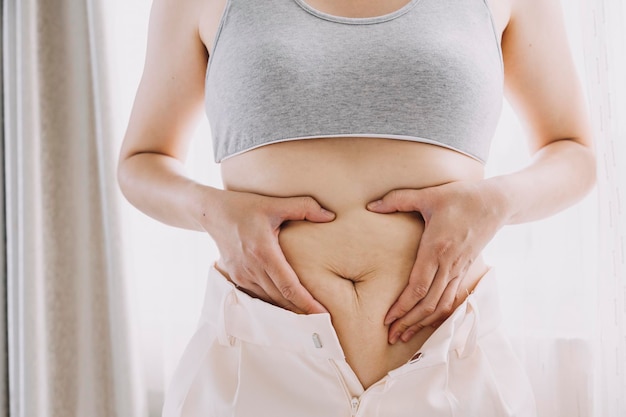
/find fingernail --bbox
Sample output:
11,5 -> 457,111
401,330 -> 415,342
389,332 -> 401,345
384,316 -> 397,326
367,200 -> 382,210
320,208 -> 335,217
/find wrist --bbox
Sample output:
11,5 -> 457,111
186,182 -> 225,234
480,176 -> 516,228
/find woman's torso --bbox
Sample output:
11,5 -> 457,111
220,138 -> 489,388
199,0 -> 510,389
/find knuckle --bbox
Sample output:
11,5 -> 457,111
394,321 -> 411,333
433,240 -> 453,258
392,305 -> 411,317
298,196 -> 316,210
410,283 -> 429,300
422,304 -> 437,316
454,291 -> 464,303
439,301 -> 454,315
278,283 -> 296,300
301,304 -> 318,315
408,323 -> 424,334
450,257 -> 462,271
461,259 -> 473,274
387,189 -> 404,204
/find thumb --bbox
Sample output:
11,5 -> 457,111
366,189 -> 424,213
280,196 -> 336,223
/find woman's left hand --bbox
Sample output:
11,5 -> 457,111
367,180 -> 508,344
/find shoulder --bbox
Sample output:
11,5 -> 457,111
198,0 -> 230,54
501,0 -> 571,71
148,0 -> 206,41
485,0 -> 513,40
149,0 -> 204,23
505,0 -> 567,34
487,0 -> 568,41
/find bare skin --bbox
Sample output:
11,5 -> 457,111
118,0 -> 595,389
220,138 -> 491,387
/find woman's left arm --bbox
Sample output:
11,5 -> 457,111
368,0 -> 596,344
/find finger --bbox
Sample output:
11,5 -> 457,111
406,276 -> 462,334
366,189 -> 425,214
396,323 -> 425,345
384,246 -> 439,326
263,242 -> 328,314
429,262 -> 473,328
395,255 -> 469,340
227,253 -> 289,300
235,280 -> 273,303
388,266 -> 451,344
277,196 -> 336,223
252,270 -> 306,314
233,267 -> 305,313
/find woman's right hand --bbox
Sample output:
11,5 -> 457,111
200,189 -> 336,314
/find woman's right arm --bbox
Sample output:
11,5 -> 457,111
117,0 -> 209,231
117,0 -> 333,314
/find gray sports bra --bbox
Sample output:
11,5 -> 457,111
205,0 -> 503,163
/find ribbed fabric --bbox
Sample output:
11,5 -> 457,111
205,0 -> 503,163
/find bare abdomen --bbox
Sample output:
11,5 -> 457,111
220,137 -> 488,388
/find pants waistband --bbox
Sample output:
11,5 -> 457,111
201,266 -> 346,359
200,265 -> 502,362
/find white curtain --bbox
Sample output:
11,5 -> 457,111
1,0 -> 9,410
3,0 -> 145,416
580,0 -> 626,414
106,1 -> 624,416
485,1 -> 626,414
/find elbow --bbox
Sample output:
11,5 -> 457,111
116,151 -> 135,204
538,136 -> 598,200
575,139 -> 597,198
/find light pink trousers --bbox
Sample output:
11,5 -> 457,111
162,266 -> 537,417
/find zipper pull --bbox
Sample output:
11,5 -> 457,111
351,397 -> 360,416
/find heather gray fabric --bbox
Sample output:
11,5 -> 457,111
205,0 -> 503,163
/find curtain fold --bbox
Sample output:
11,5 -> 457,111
579,1 -> 626,415
1,0 -> 9,414
3,0 -> 145,416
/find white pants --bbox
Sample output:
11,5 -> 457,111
162,266 -> 537,417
